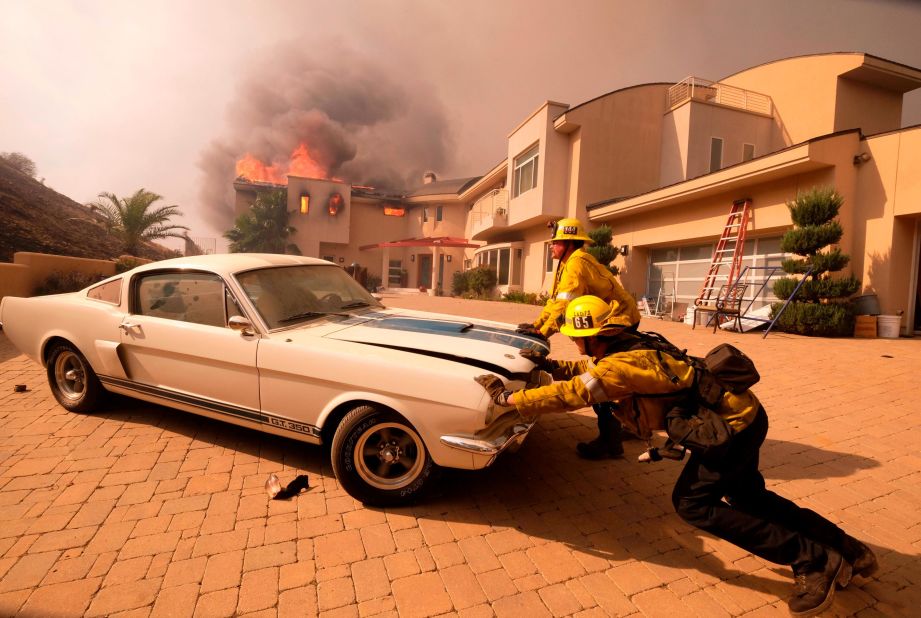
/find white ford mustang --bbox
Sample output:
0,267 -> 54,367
0,254 -> 548,506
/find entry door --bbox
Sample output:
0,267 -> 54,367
418,254 -> 433,288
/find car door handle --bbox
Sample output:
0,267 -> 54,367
119,322 -> 141,332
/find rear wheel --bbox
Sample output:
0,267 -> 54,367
46,342 -> 104,413
331,405 -> 438,506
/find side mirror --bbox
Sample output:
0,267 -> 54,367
228,315 -> 255,335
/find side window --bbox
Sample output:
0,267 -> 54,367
135,272 -> 229,327
513,143 -> 539,197
87,278 -> 122,304
709,137 -> 723,173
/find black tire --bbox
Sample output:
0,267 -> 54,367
46,342 -> 105,413
331,405 -> 438,507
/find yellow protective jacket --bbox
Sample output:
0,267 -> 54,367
533,247 -> 641,337
514,348 -> 760,439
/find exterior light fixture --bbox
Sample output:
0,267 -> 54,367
619,245 -> 630,257
446,255 -> 452,262
853,152 -> 871,165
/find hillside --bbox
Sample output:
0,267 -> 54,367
0,159 -> 178,263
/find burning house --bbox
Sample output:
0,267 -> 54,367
233,157 -> 479,293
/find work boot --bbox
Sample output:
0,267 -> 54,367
788,550 -> 850,616
576,435 -> 624,460
838,536 -> 878,587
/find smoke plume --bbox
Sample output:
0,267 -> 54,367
198,41 -> 454,230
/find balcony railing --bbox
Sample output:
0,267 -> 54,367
469,189 -> 509,225
667,77 -> 772,116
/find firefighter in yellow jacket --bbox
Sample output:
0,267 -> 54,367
516,217 -> 641,459
477,296 -> 877,617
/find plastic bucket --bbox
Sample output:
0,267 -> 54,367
853,294 -> 881,315
685,306 -> 695,325
877,315 -> 901,339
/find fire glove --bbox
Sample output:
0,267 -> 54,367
474,374 -> 512,407
515,323 -> 547,341
519,348 -> 551,370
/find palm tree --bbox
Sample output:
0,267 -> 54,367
224,189 -> 301,254
90,189 -> 189,255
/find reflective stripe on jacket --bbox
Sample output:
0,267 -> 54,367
533,248 -> 641,337
514,348 -> 760,438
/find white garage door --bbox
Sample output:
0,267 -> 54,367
646,236 -> 788,313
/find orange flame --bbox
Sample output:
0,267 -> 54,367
235,143 -> 328,185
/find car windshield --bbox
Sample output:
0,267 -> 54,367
236,264 -> 384,330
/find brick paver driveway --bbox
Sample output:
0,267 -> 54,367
0,293 -> 918,617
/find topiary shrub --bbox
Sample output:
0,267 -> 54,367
35,271 -> 108,296
586,225 -> 622,276
771,186 -> 860,336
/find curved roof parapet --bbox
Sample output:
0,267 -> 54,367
720,52 -> 921,93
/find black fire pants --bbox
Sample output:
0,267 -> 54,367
671,406 -> 848,573
592,402 -> 623,442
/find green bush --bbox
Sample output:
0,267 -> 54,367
35,271 -> 108,296
771,301 -> 855,337
452,266 -> 497,298
451,270 -> 468,296
115,255 -> 148,273
501,290 -> 549,305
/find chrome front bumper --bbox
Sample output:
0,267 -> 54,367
439,414 -> 535,465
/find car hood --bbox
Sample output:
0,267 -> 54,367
301,308 -> 548,378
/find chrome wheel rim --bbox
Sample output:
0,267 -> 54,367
53,350 -> 86,402
353,422 -> 425,490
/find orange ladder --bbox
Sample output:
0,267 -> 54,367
695,199 -> 751,308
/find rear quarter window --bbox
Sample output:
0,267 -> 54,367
87,278 -> 122,305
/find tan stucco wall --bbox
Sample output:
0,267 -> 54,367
563,85 -> 670,214
835,77 -> 903,136
721,54 -> 866,146
287,177 -> 352,258
660,103 -> 691,186
684,103 -> 777,181
856,127 -> 921,318
0,252 -> 116,300
0,263 -> 31,299
507,102 -> 569,225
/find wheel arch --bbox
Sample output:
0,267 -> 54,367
42,335 -> 77,366
319,398 -> 403,447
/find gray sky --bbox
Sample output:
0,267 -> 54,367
3,0 -> 921,252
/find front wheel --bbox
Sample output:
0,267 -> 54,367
46,342 -> 105,413
331,405 -> 438,506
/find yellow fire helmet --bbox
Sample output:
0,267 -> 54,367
559,295 -> 629,337
550,218 -> 593,243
